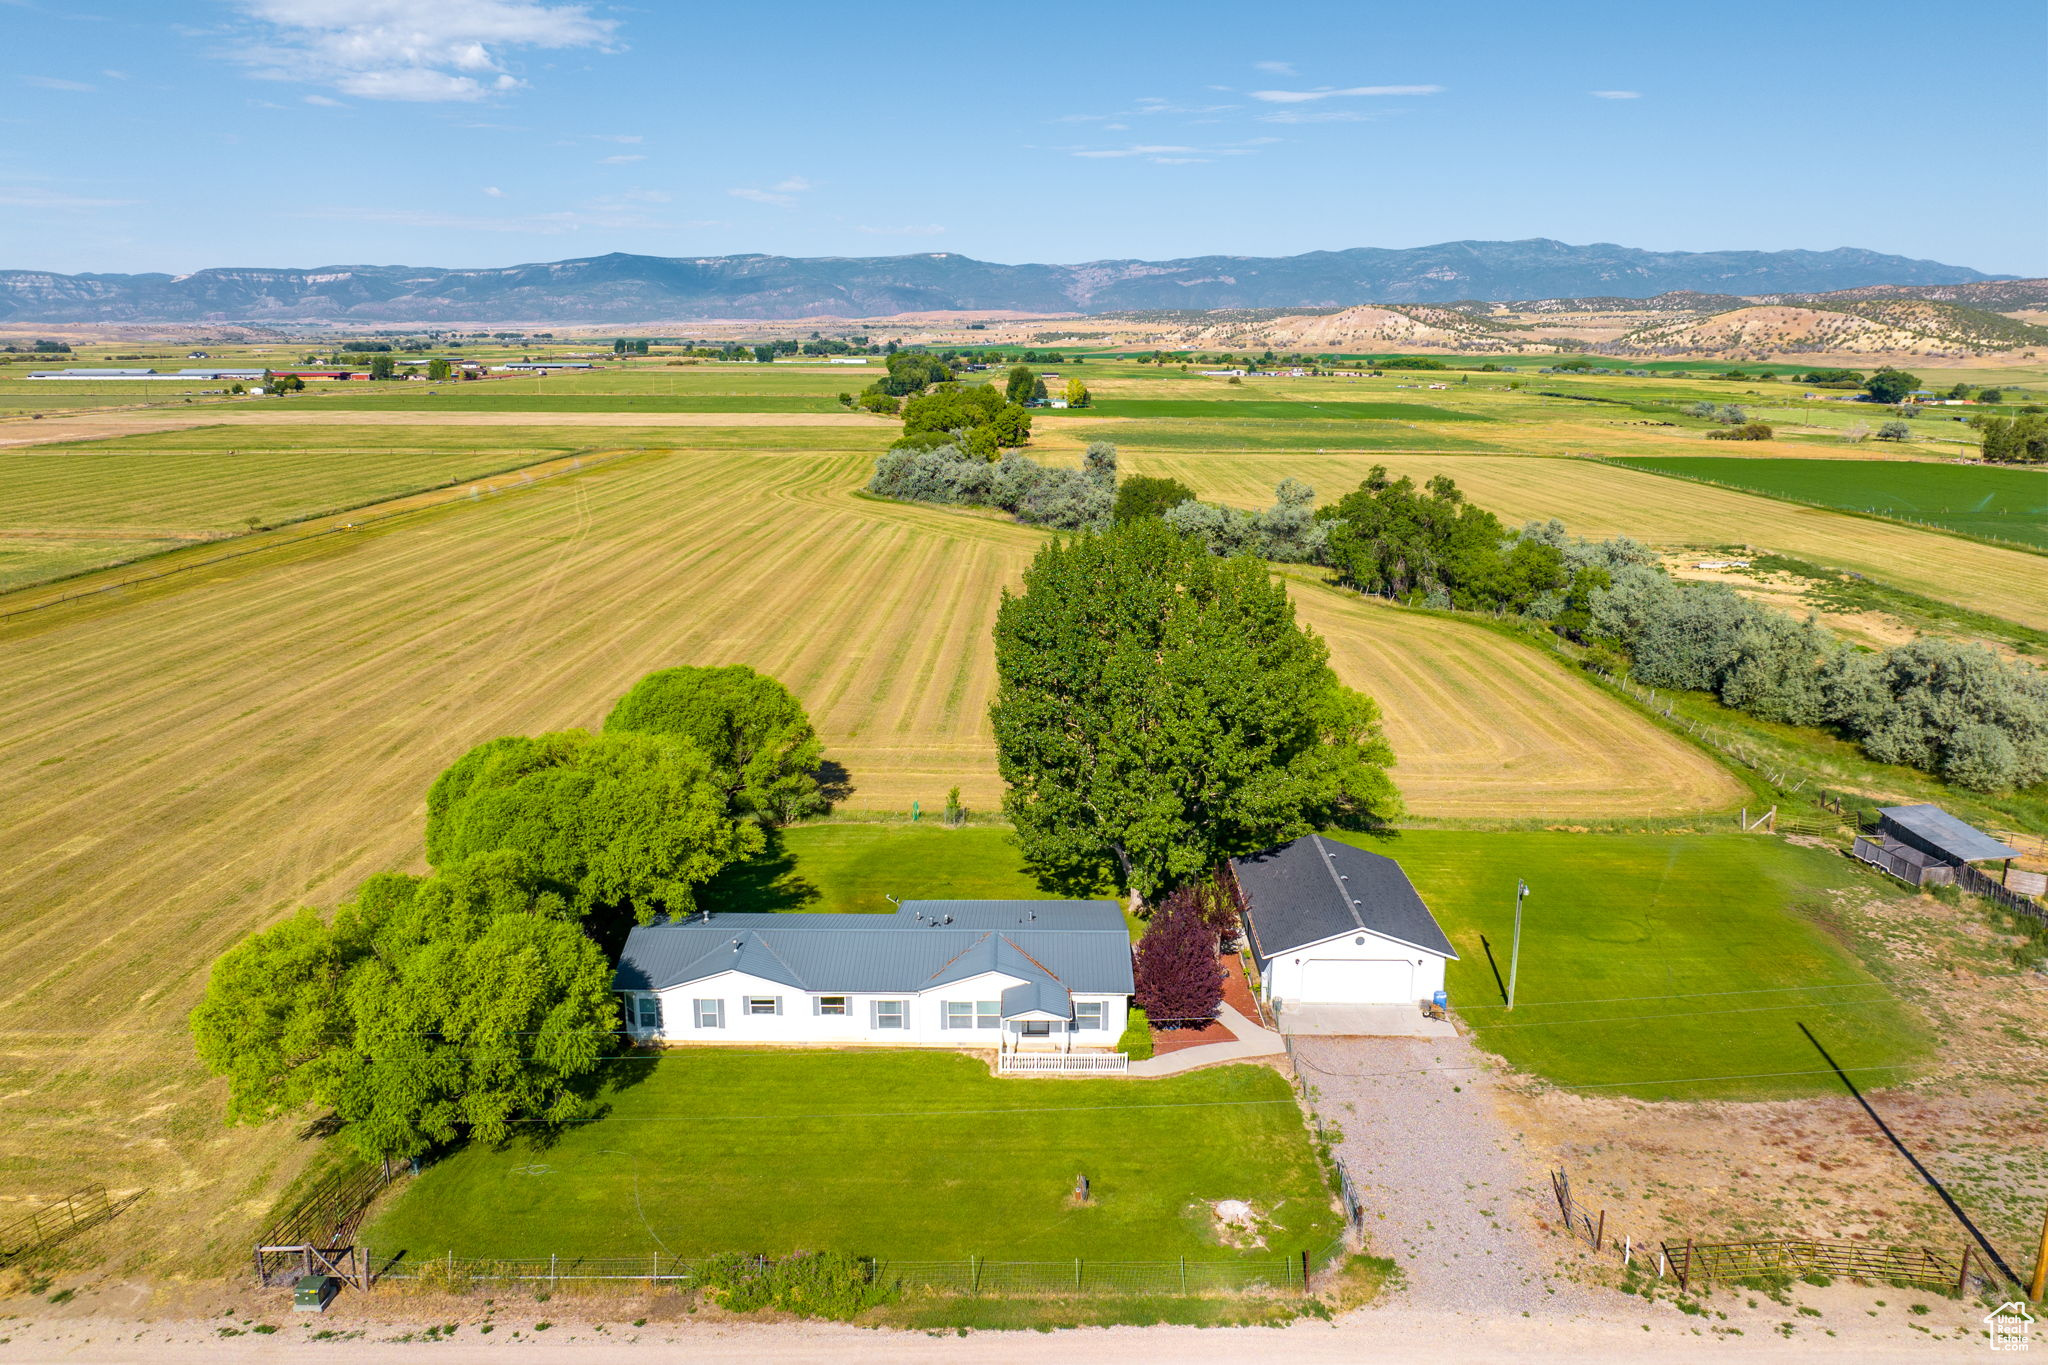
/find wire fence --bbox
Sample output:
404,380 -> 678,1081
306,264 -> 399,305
0,1185 -> 115,1267
367,1249 -> 1314,1296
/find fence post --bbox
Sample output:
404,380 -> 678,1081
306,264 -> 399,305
1681,1239 -> 1692,1293
550,1253 -> 558,1294
971,1254 -> 980,1296
1074,1257 -> 1082,1290
1180,1256 -> 1187,1294
1596,1209 -> 1605,1252
1955,1244 -> 1972,1298
1300,1248 -> 1310,1290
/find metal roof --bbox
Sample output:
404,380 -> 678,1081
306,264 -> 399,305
1000,978 -> 1074,1021
1231,835 -> 1457,967
1877,805 -> 2022,863
613,900 -> 1132,1001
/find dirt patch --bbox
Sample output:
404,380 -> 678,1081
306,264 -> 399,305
1497,883 -> 2048,1277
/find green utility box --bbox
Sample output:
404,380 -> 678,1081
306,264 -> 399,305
293,1274 -> 339,1312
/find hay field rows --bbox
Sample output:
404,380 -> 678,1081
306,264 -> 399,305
0,429 -> 616,590
0,443 -> 1742,1261
1136,451 -> 2048,631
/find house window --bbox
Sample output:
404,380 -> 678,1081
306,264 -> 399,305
1074,1001 -> 1105,1031
872,999 -> 908,1030
946,1001 -> 1000,1030
744,996 -> 781,1016
814,995 -> 849,1016
635,995 -> 663,1031
694,999 -> 724,1029
977,1001 -> 1001,1029
944,1001 -> 974,1030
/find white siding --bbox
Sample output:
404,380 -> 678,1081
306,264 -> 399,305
622,968 -> 1127,1049
1264,930 -> 1448,1006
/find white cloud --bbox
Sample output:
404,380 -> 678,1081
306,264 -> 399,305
482,185 -> 507,196
1148,157 -> 1209,165
22,75 -> 96,91
1252,60 -> 1295,75
1071,144 -> 1197,158
598,153 -> 644,164
101,69 -> 130,80
1104,122 -> 1128,131
224,0 -> 618,103
1590,89 -> 1641,99
855,224 -> 946,237
1256,108 -> 1372,124
1250,84 -> 1441,103
303,93 -> 343,106
727,176 -> 812,206
0,186 -> 136,210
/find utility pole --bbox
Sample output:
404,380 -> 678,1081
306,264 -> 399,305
2030,1200 -> 2048,1302
1507,880 -> 1530,1010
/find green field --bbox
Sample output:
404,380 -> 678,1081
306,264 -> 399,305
1614,456 -> 2048,549
1335,830 -> 1931,1100
305,392 -> 844,413
707,823 -> 1051,913
360,1053 -> 1338,1262
1081,398 -> 1491,422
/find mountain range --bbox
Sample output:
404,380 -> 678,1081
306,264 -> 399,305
0,240 -> 2011,324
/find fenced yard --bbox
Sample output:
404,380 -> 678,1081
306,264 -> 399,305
358,1050 -> 1342,1265
367,1249 -> 1323,1297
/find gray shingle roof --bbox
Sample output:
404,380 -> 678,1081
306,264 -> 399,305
1878,804 -> 2022,864
1231,835 -> 1457,967
612,900 -> 1133,1001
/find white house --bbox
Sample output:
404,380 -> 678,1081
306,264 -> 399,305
1230,835 -> 1456,1009
613,900 -> 1132,1053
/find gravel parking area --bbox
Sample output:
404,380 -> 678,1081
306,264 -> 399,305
1290,1032 -> 1590,1316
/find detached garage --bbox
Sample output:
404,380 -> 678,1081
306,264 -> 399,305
1230,835 -> 1457,1012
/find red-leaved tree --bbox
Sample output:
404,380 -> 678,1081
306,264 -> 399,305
1133,888 -> 1225,1028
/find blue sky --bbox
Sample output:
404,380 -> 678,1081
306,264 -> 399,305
5,0 -> 2044,276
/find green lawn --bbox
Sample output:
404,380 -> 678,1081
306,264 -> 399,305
361,1053 -> 1336,1261
1613,456 -> 2048,549
704,823 -> 1052,914
1330,830 -> 1933,1100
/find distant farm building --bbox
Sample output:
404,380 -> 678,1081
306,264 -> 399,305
1853,804 -> 2022,889
498,361 -> 595,372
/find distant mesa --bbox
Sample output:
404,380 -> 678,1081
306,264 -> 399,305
0,239 -> 2017,325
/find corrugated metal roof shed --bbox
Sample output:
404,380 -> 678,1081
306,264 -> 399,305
1877,805 -> 2022,864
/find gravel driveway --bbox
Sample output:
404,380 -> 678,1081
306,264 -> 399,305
1290,1032 -> 1590,1316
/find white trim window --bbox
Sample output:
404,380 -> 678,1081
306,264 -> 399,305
814,995 -> 850,1016
871,999 -> 908,1030
977,1001 -> 1001,1029
1074,1001 -> 1105,1031
744,996 -> 782,1017
635,995 -> 663,1032
943,1001 -> 975,1030
694,998 -> 725,1029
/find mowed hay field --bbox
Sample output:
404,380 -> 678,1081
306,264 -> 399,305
0,441 -> 1741,1265
0,427 -> 621,590
1135,451 -> 2048,632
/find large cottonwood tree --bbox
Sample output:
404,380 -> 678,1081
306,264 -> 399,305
991,519 -> 1400,897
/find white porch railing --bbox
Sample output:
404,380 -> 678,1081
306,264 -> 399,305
997,1052 -> 1130,1076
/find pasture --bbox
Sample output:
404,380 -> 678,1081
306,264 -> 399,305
1613,455 -> 2048,550
1337,830 -> 1931,1101
360,1054 -> 1337,1262
0,439 -> 1738,1268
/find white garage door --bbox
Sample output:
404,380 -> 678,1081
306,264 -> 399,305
1299,958 -> 1414,1004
